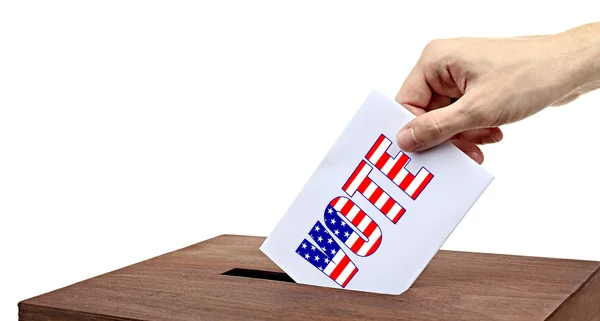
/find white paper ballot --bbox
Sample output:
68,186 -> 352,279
260,91 -> 493,295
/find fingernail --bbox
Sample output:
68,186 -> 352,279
397,128 -> 418,152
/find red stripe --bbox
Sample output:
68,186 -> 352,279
341,267 -> 359,288
365,236 -> 382,256
380,197 -> 396,215
399,173 -> 415,191
411,173 -> 433,199
374,152 -> 390,170
350,236 -> 366,254
388,153 -> 409,182
350,210 -> 366,227
392,208 -> 406,224
366,134 -> 386,161
329,255 -> 350,281
362,221 -> 378,238
342,161 -> 367,192
330,197 -> 340,208
340,201 -> 354,216
367,186 -> 384,206
356,176 -> 372,194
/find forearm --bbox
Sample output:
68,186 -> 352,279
556,23 -> 600,97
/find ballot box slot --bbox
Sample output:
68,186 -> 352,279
221,268 -> 296,283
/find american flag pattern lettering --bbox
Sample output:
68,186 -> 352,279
325,198 -> 382,257
366,134 -> 434,200
294,133 -> 435,289
342,160 -> 405,224
296,221 -> 359,288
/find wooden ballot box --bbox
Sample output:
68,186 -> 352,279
19,235 -> 600,320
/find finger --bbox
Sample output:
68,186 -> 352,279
399,91 -> 451,122
396,64 -> 432,110
454,127 -> 504,145
425,93 -> 453,112
450,139 -> 484,164
397,99 -> 475,152
424,64 -> 464,99
402,104 -> 426,117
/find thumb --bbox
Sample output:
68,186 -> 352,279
396,100 -> 474,152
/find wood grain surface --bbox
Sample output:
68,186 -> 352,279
19,235 -> 600,321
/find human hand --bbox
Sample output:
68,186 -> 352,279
396,23 -> 600,164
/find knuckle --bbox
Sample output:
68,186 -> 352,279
423,39 -> 444,53
421,39 -> 454,68
419,114 -> 446,139
421,39 -> 444,62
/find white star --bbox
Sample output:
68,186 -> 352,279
311,245 -> 316,251
305,254 -> 310,259
327,238 -> 333,244
301,243 -> 307,249
331,249 -> 336,255
324,258 -> 330,263
315,225 -> 320,232
317,236 -> 323,242
341,221 -> 346,226
322,246 -> 327,251
319,266 -> 323,270
330,218 -> 336,225
344,231 -> 350,237
314,255 -> 320,262
334,229 -> 339,235
327,208 -> 333,214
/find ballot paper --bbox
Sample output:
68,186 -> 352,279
260,91 -> 493,295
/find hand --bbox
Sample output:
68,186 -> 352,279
395,23 -> 600,164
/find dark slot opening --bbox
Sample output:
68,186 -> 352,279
222,268 -> 296,283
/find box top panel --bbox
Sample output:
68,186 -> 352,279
20,235 -> 600,321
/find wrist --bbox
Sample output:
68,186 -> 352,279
556,23 -> 600,91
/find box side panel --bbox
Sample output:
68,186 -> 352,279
545,265 -> 600,321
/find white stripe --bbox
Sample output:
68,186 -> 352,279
374,193 -> 389,209
323,261 -> 336,275
345,232 -> 359,248
362,182 -> 377,198
357,228 -> 381,256
387,203 -> 402,221
345,205 -> 360,221
336,262 -> 357,285
345,164 -> 371,194
369,138 -> 390,163
332,198 -> 347,211
331,250 -> 345,265
381,157 -> 396,174
356,216 -> 372,233
406,170 -> 430,196
393,168 -> 409,185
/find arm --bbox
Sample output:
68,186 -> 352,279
553,23 -> 600,105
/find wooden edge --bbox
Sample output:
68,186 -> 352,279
545,264 -> 600,321
18,302 -> 136,321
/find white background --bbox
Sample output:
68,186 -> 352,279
1,1 -> 598,319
